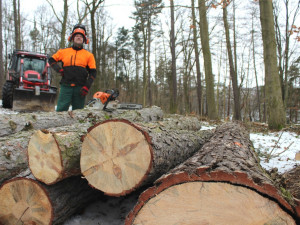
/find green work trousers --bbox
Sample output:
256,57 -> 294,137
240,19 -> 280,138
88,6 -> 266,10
56,84 -> 85,112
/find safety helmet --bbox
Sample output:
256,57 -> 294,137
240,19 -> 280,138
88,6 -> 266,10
68,24 -> 89,44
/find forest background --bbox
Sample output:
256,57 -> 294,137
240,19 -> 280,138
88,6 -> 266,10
0,0 -> 299,129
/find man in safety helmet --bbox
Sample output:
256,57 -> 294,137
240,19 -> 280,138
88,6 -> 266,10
49,24 -> 96,111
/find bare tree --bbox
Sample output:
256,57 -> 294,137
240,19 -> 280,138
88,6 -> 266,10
169,0 -> 177,113
273,0 -> 300,106
13,0 -> 20,49
223,1 -> 241,120
0,0 -> 5,98
191,0 -> 202,115
46,0 -> 69,49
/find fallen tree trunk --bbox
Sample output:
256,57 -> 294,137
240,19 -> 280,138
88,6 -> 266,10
80,119 -> 213,196
1,107 -> 164,185
0,106 -> 164,137
0,175 -> 102,225
126,122 -> 300,225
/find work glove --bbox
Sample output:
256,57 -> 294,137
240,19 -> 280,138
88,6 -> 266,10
80,86 -> 89,97
59,69 -> 64,76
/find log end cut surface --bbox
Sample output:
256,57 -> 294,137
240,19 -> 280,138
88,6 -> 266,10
28,130 -> 63,184
81,120 -> 152,196
0,178 -> 52,225
129,182 -> 295,225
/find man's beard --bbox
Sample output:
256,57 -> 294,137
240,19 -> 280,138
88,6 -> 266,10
73,42 -> 83,48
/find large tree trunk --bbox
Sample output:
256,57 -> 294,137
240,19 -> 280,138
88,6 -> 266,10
259,0 -> 286,129
0,175 -> 101,225
0,106 -> 163,137
80,119 -> 213,196
126,122 -> 300,224
26,113 -> 203,185
198,0 -> 217,120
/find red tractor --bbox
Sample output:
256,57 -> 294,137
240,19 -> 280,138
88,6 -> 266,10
2,50 -> 57,111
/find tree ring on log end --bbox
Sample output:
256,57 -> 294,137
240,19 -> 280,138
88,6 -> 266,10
0,178 -> 53,225
28,130 -> 63,184
130,182 -> 295,225
81,120 -> 153,196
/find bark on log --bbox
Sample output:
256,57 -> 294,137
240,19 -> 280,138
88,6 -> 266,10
1,106 -> 164,185
0,175 -> 102,225
126,122 -> 300,225
27,114 -> 208,186
80,119 -> 213,196
0,106 -> 164,137
0,131 -> 33,184
283,166 -> 300,199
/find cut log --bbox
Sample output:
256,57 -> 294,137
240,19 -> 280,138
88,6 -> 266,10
126,122 -> 300,225
80,119 -> 213,196
2,106 -> 163,185
0,106 -> 164,137
0,131 -> 33,184
27,125 -> 88,185
0,176 -> 101,225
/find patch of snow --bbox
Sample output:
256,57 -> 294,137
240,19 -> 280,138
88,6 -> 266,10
250,131 -> 300,173
200,121 -> 217,131
0,100 -> 19,115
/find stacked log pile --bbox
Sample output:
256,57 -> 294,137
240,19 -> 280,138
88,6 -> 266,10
1,107 -> 212,224
1,107 -> 299,224
126,122 -> 300,225
0,107 -> 164,184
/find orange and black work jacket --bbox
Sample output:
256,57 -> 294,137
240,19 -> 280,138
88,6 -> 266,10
49,46 -> 96,89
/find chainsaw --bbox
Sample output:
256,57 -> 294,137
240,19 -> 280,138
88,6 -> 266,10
86,89 -> 142,111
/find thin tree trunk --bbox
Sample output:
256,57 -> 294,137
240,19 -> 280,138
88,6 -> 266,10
0,0 -> 4,99
142,23 -> 147,107
170,0 -> 177,113
60,0 -> 68,49
223,2 -> 241,120
147,18 -> 152,106
13,0 -> 20,49
251,15 -> 261,122
191,0 -> 202,115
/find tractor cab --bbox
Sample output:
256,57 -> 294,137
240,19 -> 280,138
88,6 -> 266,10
2,50 -> 57,111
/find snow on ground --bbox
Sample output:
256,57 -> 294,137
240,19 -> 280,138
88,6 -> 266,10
250,131 -> 300,173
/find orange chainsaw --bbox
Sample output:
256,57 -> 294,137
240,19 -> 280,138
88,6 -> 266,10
87,89 -> 119,110
87,89 -> 142,111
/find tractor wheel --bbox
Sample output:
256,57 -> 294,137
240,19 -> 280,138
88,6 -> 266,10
2,82 -> 14,108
